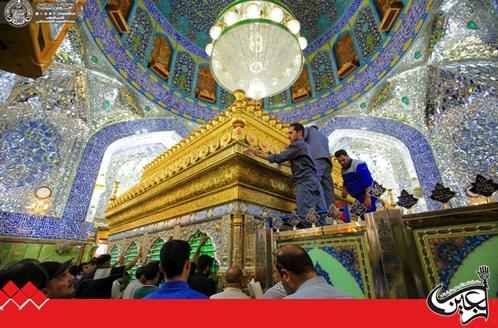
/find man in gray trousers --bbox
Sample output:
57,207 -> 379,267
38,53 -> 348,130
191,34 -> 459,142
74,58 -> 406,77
247,123 -> 325,226
304,126 -> 335,209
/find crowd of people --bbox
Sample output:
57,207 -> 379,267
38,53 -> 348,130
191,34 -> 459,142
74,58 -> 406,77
0,234 -> 352,300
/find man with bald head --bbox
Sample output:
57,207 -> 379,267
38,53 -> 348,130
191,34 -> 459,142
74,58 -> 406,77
210,266 -> 250,299
276,244 -> 352,299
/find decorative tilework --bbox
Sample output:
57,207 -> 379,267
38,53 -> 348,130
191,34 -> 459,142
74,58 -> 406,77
315,262 -> 334,286
151,0 -> 352,49
53,26 -> 83,65
425,66 -> 487,124
427,92 -> 497,205
281,0 -> 353,43
0,119 -> 191,240
429,234 -> 494,291
305,0 -> 363,54
152,0 -> 230,48
144,0 -> 206,58
352,5 -> 384,61
0,71 -> 16,106
321,116 -> 442,210
219,87 -> 235,107
0,121 -> 61,188
83,1 -> 214,120
321,245 -> 364,292
0,66 -> 89,217
83,0 -> 431,122
123,7 -> 154,64
275,0 -> 431,122
171,51 -> 195,96
266,91 -> 289,108
310,51 -> 337,95
108,200 -> 288,241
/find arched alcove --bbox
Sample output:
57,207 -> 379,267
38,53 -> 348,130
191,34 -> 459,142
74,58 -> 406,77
321,116 -> 441,210
171,51 -> 196,96
291,65 -> 312,103
328,129 -> 428,212
148,238 -> 165,262
122,7 -> 154,63
196,65 -> 217,103
310,51 -> 337,95
0,118 -> 191,241
125,242 -> 141,279
109,245 -> 120,265
333,32 -> 360,79
105,0 -> 134,33
148,34 -> 173,80
188,230 -> 219,272
85,131 -> 182,223
374,0 -> 404,32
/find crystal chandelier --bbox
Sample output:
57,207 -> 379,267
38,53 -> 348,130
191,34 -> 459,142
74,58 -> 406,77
205,0 -> 307,100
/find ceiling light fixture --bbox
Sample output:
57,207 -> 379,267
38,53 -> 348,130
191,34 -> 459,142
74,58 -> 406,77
206,0 -> 307,100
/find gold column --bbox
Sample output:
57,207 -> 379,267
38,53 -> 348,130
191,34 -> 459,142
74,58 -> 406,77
365,209 -> 425,298
243,215 -> 255,268
230,213 -> 244,267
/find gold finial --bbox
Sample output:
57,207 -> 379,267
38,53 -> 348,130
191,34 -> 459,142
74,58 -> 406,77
110,180 -> 121,202
230,89 -> 247,128
386,189 -> 396,209
245,100 -> 256,113
231,117 -> 246,128
233,89 -> 246,101
231,90 -> 248,113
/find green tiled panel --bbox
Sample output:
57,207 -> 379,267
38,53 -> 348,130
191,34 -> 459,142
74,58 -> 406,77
0,241 -> 84,269
109,245 -> 120,265
148,239 -> 164,261
125,243 -> 141,280
188,231 -> 219,272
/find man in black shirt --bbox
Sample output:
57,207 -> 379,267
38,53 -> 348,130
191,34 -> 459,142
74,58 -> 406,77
188,254 -> 217,297
75,249 -> 141,299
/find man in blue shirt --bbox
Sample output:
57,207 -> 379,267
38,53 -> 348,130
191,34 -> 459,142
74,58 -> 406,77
304,126 -> 336,209
247,123 -> 325,226
334,149 -> 376,214
145,240 -> 207,299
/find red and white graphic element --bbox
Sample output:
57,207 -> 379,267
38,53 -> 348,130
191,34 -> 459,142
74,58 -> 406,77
0,281 -> 49,310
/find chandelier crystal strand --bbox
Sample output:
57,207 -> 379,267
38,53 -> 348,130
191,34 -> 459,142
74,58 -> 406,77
207,0 -> 306,100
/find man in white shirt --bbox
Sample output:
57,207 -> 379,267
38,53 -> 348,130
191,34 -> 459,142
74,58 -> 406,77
263,268 -> 286,299
122,266 -> 145,299
210,266 -> 250,299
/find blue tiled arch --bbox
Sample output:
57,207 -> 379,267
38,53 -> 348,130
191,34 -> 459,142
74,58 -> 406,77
0,118 -> 191,241
321,116 -> 442,210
